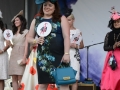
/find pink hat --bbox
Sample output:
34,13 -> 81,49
110,7 -> 120,20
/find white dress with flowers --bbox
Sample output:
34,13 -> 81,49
70,29 -> 82,80
20,45 -> 39,90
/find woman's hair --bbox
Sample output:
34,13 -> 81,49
108,18 -> 120,30
108,19 -> 114,30
68,14 -> 75,20
12,15 -> 27,35
0,18 -> 4,32
39,1 -> 61,22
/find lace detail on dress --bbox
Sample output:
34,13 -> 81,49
104,32 -> 114,51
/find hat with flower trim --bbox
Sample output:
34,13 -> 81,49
109,6 -> 120,20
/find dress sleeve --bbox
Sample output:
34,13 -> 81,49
103,32 -> 114,51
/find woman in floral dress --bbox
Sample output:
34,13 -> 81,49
27,0 -> 70,90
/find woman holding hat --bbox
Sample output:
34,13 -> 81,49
27,0 -> 70,90
0,10 -> 10,90
9,10 -> 28,90
101,7 -> 120,90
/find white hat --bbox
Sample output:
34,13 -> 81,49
11,10 -> 23,22
0,10 -> 3,18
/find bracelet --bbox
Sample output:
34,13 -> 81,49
64,53 -> 69,55
33,39 -> 37,44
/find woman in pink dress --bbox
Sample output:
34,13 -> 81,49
101,7 -> 120,90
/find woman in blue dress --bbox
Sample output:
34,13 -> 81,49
27,0 -> 70,90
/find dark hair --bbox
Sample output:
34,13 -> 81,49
39,1 -> 61,22
108,18 -> 120,30
108,18 -> 114,30
12,15 -> 27,35
0,18 -> 4,32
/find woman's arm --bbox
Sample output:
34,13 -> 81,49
27,19 -> 36,43
61,15 -> 70,54
27,19 -> 44,45
23,35 -> 28,59
0,40 -> 10,54
61,16 -> 70,63
79,32 -> 84,49
104,32 -> 114,51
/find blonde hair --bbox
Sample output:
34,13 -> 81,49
68,14 -> 75,20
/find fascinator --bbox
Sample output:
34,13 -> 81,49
11,10 -> 23,22
0,10 -> 3,18
109,7 -> 120,20
35,0 -> 57,5
108,7 -> 120,29
64,8 -> 73,18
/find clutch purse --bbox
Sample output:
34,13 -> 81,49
52,67 -> 77,85
17,59 -> 22,65
109,53 -> 117,70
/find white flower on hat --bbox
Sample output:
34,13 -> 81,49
0,10 -> 3,18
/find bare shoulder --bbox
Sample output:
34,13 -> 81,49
31,19 -> 36,25
61,15 -> 67,22
61,15 -> 68,27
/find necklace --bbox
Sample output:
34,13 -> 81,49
114,33 -> 120,42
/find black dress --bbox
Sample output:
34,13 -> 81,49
35,17 -> 69,84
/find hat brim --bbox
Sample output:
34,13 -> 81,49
11,10 -> 23,22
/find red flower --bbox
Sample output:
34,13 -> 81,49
35,84 -> 39,90
33,46 -> 37,52
47,84 -> 58,90
18,83 -> 25,90
30,66 -> 36,75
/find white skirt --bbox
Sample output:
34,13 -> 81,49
20,47 -> 39,90
70,48 -> 80,80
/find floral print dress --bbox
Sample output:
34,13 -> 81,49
35,17 -> 69,84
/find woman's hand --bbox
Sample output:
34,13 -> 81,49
20,57 -> 27,65
70,43 -> 77,48
36,37 -> 44,45
116,41 -> 120,47
6,40 -> 11,45
10,44 -> 14,48
113,41 -> 120,49
0,50 -> 3,54
113,42 -> 118,49
61,54 -> 70,63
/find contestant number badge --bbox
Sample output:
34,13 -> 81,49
3,29 -> 13,40
37,22 -> 52,37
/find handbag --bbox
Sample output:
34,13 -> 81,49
74,49 -> 80,62
109,51 -> 117,70
52,62 -> 77,85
